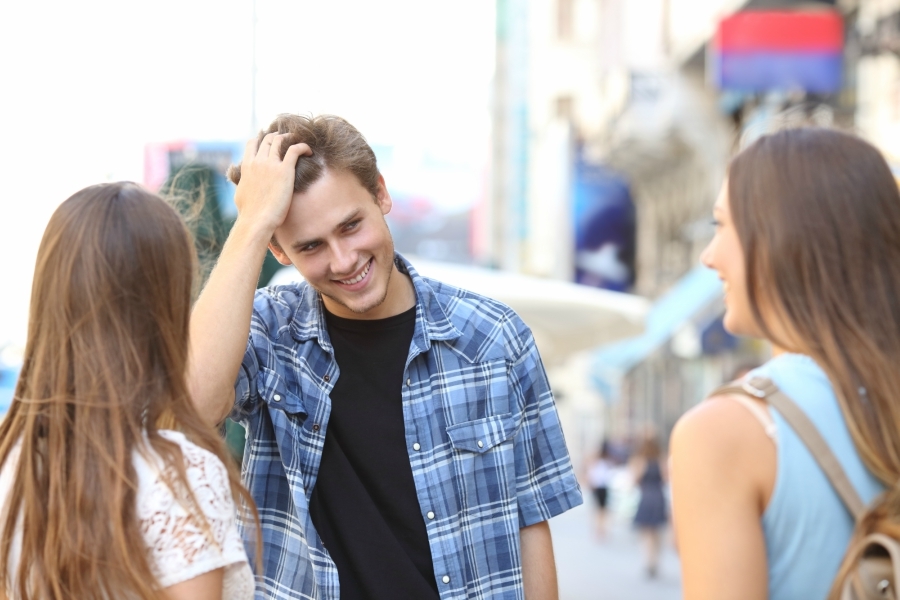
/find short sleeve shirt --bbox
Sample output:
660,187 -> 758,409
232,254 -> 583,600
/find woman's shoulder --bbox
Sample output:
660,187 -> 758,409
137,432 -> 250,592
156,430 -> 228,471
678,354 -> 818,447
134,430 -> 231,501
671,385 -> 777,494
674,391 -> 767,448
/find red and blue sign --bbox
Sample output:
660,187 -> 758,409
711,10 -> 844,94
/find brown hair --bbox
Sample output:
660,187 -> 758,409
638,436 -> 661,461
227,113 -> 380,198
0,183 -> 258,598
728,128 -> 900,597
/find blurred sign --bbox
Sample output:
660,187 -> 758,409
572,153 -> 635,292
710,9 -> 844,93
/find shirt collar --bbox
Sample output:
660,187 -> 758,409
288,252 -> 462,351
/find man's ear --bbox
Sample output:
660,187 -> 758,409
375,174 -> 393,216
268,238 -> 293,266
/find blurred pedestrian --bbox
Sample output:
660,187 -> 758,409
670,128 -> 900,599
631,435 -> 668,578
586,441 -> 615,538
0,183 -> 258,598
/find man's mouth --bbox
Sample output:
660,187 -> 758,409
337,258 -> 372,285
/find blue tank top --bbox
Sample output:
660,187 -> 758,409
752,353 -> 884,600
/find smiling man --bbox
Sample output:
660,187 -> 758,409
188,114 -> 581,600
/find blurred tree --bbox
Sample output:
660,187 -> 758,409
160,164 -> 283,289
161,164 -> 283,463
161,165 -> 229,286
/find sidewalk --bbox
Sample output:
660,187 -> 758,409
551,496 -> 682,600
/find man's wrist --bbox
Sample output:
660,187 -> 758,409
230,213 -> 279,250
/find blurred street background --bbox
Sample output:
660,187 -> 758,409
4,0 -> 900,596
551,500 -> 682,600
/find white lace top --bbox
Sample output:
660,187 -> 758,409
0,430 -> 254,598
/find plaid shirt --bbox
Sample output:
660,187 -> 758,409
232,254 -> 582,600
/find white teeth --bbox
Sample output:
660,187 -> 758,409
339,260 -> 370,285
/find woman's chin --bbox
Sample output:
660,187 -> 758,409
722,311 -> 752,338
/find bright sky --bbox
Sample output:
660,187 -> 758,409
0,0 -> 495,350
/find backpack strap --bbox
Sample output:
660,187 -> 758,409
709,375 -> 866,521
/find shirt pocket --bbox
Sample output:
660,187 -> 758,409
256,367 -> 307,417
438,358 -> 512,423
446,413 -> 517,453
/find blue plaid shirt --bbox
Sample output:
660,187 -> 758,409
232,254 -> 582,600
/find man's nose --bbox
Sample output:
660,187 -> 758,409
330,243 -> 359,275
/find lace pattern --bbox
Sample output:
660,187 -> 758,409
136,431 -> 253,598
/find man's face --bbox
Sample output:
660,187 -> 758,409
269,169 -> 405,320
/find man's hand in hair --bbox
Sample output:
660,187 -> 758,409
233,132 -> 311,235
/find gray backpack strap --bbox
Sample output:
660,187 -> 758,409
709,376 -> 866,521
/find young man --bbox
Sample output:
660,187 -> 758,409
188,114 -> 582,599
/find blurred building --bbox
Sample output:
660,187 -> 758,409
487,0 -> 740,293
487,0 -> 900,451
853,0 -> 900,161
488,0 -> 632,280
489,0 -> 747,453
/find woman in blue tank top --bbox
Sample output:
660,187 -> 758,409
669,128 -> 900,600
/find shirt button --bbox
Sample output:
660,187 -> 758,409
312,424 -> 320,432
323,374 -> 331,382
273,394 -> 282,402
442,576 -> 450,584
406,378 -> 411,386
413,443 -> 421,451
477,440 -> 484,448
427,511 -> 435,520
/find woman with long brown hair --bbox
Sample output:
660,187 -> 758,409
670,128 -> 900,599
0,183 -> 257,599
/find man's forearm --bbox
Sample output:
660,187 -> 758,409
187,133 -> 311,426
520,520 -> 559,600
188,218 -> 273,426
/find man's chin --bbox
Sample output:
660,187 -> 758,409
321,287 -> 389,317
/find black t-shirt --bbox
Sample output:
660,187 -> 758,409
309,306 -> 439,600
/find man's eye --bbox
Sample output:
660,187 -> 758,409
301,242 -> 321,252
345,220 -> 361,231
